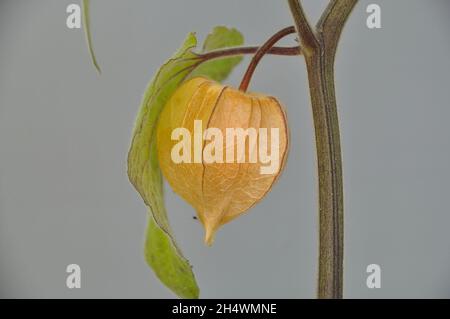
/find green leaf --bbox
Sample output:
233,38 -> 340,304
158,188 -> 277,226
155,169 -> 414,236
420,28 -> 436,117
145,214 -> 199,299
128,32 -> 199,233
128,33 -> 199,299
128,27 -> 244,299
82,0 -> 101,73
190,26 -> 244,82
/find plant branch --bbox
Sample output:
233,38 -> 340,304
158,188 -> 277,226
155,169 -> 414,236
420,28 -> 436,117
287,0 -> 358,299
197,45 -> 301,61
287,0 -> 319,55
239,26 -> 297,91
317,0 -> 359,64
318,0 -> 358,37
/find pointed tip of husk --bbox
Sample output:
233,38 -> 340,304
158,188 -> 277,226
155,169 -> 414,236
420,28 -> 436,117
203,220 -> 220,246
203,226 -> 216,246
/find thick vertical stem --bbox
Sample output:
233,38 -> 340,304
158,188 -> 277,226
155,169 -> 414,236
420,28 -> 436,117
287,0 -> 357,299
305,45 -> 344,299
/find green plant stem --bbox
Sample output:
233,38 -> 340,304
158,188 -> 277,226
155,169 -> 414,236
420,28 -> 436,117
287,0 -> 357,299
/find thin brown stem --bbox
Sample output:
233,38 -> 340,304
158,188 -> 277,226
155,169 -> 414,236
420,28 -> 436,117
197,45 -> 301,61
239,26 -> 296,92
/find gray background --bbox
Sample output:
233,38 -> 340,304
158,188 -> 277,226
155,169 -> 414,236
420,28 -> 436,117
1,0 -> 449,298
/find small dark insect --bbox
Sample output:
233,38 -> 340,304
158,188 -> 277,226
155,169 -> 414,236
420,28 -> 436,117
192,216 -> 198,220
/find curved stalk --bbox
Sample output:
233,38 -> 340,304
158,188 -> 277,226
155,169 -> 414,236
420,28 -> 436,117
239,26 -> 297,91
